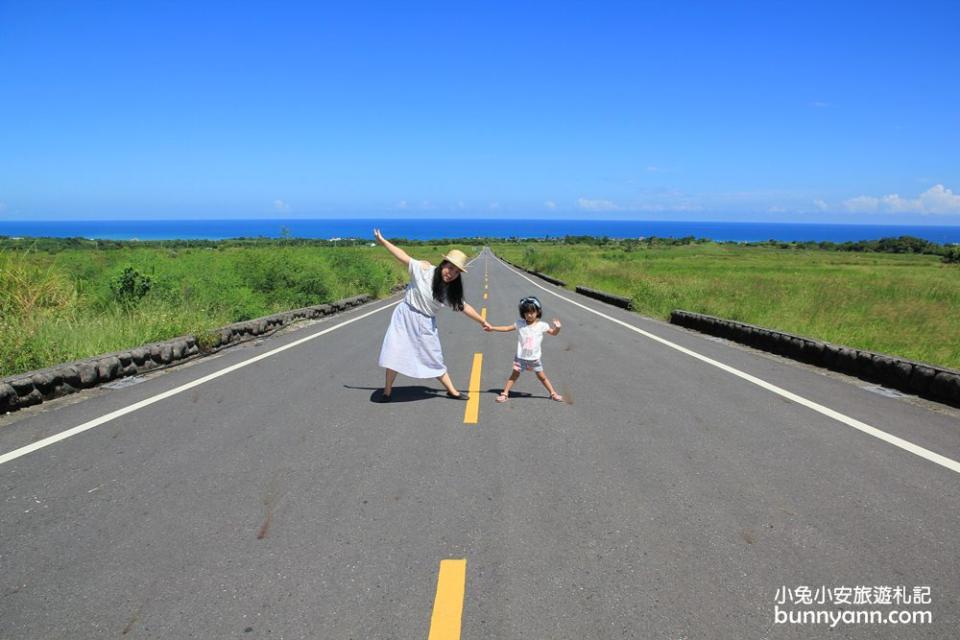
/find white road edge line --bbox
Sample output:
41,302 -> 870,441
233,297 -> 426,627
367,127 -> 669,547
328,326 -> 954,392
0,300 -> 401,466
494,251 -> 960,475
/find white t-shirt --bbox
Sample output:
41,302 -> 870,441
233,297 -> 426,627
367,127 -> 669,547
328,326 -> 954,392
515,320 -> 551,360
404,260 -> 443,316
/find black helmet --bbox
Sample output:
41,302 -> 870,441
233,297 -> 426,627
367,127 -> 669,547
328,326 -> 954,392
518,296 -> 542,316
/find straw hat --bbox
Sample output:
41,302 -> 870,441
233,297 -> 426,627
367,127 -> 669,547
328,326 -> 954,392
441,249 -> 469,273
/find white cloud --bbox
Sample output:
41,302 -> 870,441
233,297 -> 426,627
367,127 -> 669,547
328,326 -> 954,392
636,202 -> 704,212
274,199 -> 290,212
919,184 -> 960,213
880,193 -> 922,213
843,195 -> 881,213
0,201 -> 7,213
811,101 -> 831,108
843,184 -> 960,214
457,200 -> 466,209
575,194 -> 705,213
768,206 -> 787,213
814,199 -> 829,211
392,199 -> 438,210
488,202 -> 501,210
577,197 -> 620,211
544,200 -> 557,209
646,166 -> 659,172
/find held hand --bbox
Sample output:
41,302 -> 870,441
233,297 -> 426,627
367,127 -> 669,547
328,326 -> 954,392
482,320 -> 493,332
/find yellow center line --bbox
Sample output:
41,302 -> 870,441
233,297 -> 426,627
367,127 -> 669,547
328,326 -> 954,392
483,291 -> 488,300
428,559 -> 467,640
480,307 -> 487,321
464,352 -> 483,424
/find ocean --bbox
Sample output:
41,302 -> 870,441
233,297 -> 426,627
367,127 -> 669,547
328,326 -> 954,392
2,219 -> 960,244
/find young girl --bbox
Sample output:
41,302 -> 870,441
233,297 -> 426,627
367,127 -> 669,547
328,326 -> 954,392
486,296 -> 564,403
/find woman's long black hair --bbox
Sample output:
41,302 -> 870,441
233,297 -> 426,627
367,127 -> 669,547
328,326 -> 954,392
432,261 -> 465,311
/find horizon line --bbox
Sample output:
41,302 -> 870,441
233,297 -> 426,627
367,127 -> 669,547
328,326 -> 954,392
3,217 -> 960,228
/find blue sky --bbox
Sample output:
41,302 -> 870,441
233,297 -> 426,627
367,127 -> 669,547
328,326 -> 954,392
1,1 -> 958,223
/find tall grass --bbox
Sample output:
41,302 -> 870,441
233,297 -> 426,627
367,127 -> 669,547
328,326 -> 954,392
493,242 -> 960,370
1,242 -> 459,377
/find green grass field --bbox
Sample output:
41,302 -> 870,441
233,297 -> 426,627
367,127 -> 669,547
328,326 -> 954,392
0,240 -> 475,378
4,238 -> 958,378
491,242 -> 960,371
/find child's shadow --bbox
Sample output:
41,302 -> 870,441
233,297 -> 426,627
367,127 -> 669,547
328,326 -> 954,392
484,387 -> 534,399
344,384 -> 448,404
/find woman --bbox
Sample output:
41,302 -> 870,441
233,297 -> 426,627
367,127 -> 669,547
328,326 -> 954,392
374,228 -> 490,402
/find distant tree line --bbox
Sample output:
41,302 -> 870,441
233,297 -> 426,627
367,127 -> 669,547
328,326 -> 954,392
753,236 -> 960,262
0,236 -> 377,252
2,233 -> 958,262
511,234 -> 960,262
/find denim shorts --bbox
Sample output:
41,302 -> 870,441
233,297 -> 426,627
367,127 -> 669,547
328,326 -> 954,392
513,356 -> 543,373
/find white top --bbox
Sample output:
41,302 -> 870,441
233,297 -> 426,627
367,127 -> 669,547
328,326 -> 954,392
404,260 -> 443,316
515,320 -> 551,360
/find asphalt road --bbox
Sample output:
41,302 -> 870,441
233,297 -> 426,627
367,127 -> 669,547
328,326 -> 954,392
1,247 -> 958,639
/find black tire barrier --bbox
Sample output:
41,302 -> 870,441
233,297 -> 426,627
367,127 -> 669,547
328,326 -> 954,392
531,271 -> 565,286
670,310 -> 960,408
575,286 -> 632,310
0,292 -> 387,415
498,257 -> 567,287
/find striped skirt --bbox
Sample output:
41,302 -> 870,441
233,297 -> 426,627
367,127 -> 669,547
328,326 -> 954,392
378,302 -> 446,378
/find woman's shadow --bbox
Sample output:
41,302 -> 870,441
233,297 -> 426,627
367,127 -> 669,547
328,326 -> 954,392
345,385 -> 536,403
345,384 -> 455,403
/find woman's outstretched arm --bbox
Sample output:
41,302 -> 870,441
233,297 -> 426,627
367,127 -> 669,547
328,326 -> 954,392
373,228 -> 412,266
462,303 -> 493,330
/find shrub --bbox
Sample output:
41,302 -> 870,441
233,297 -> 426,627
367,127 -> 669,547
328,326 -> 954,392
110,266 -> 152,306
